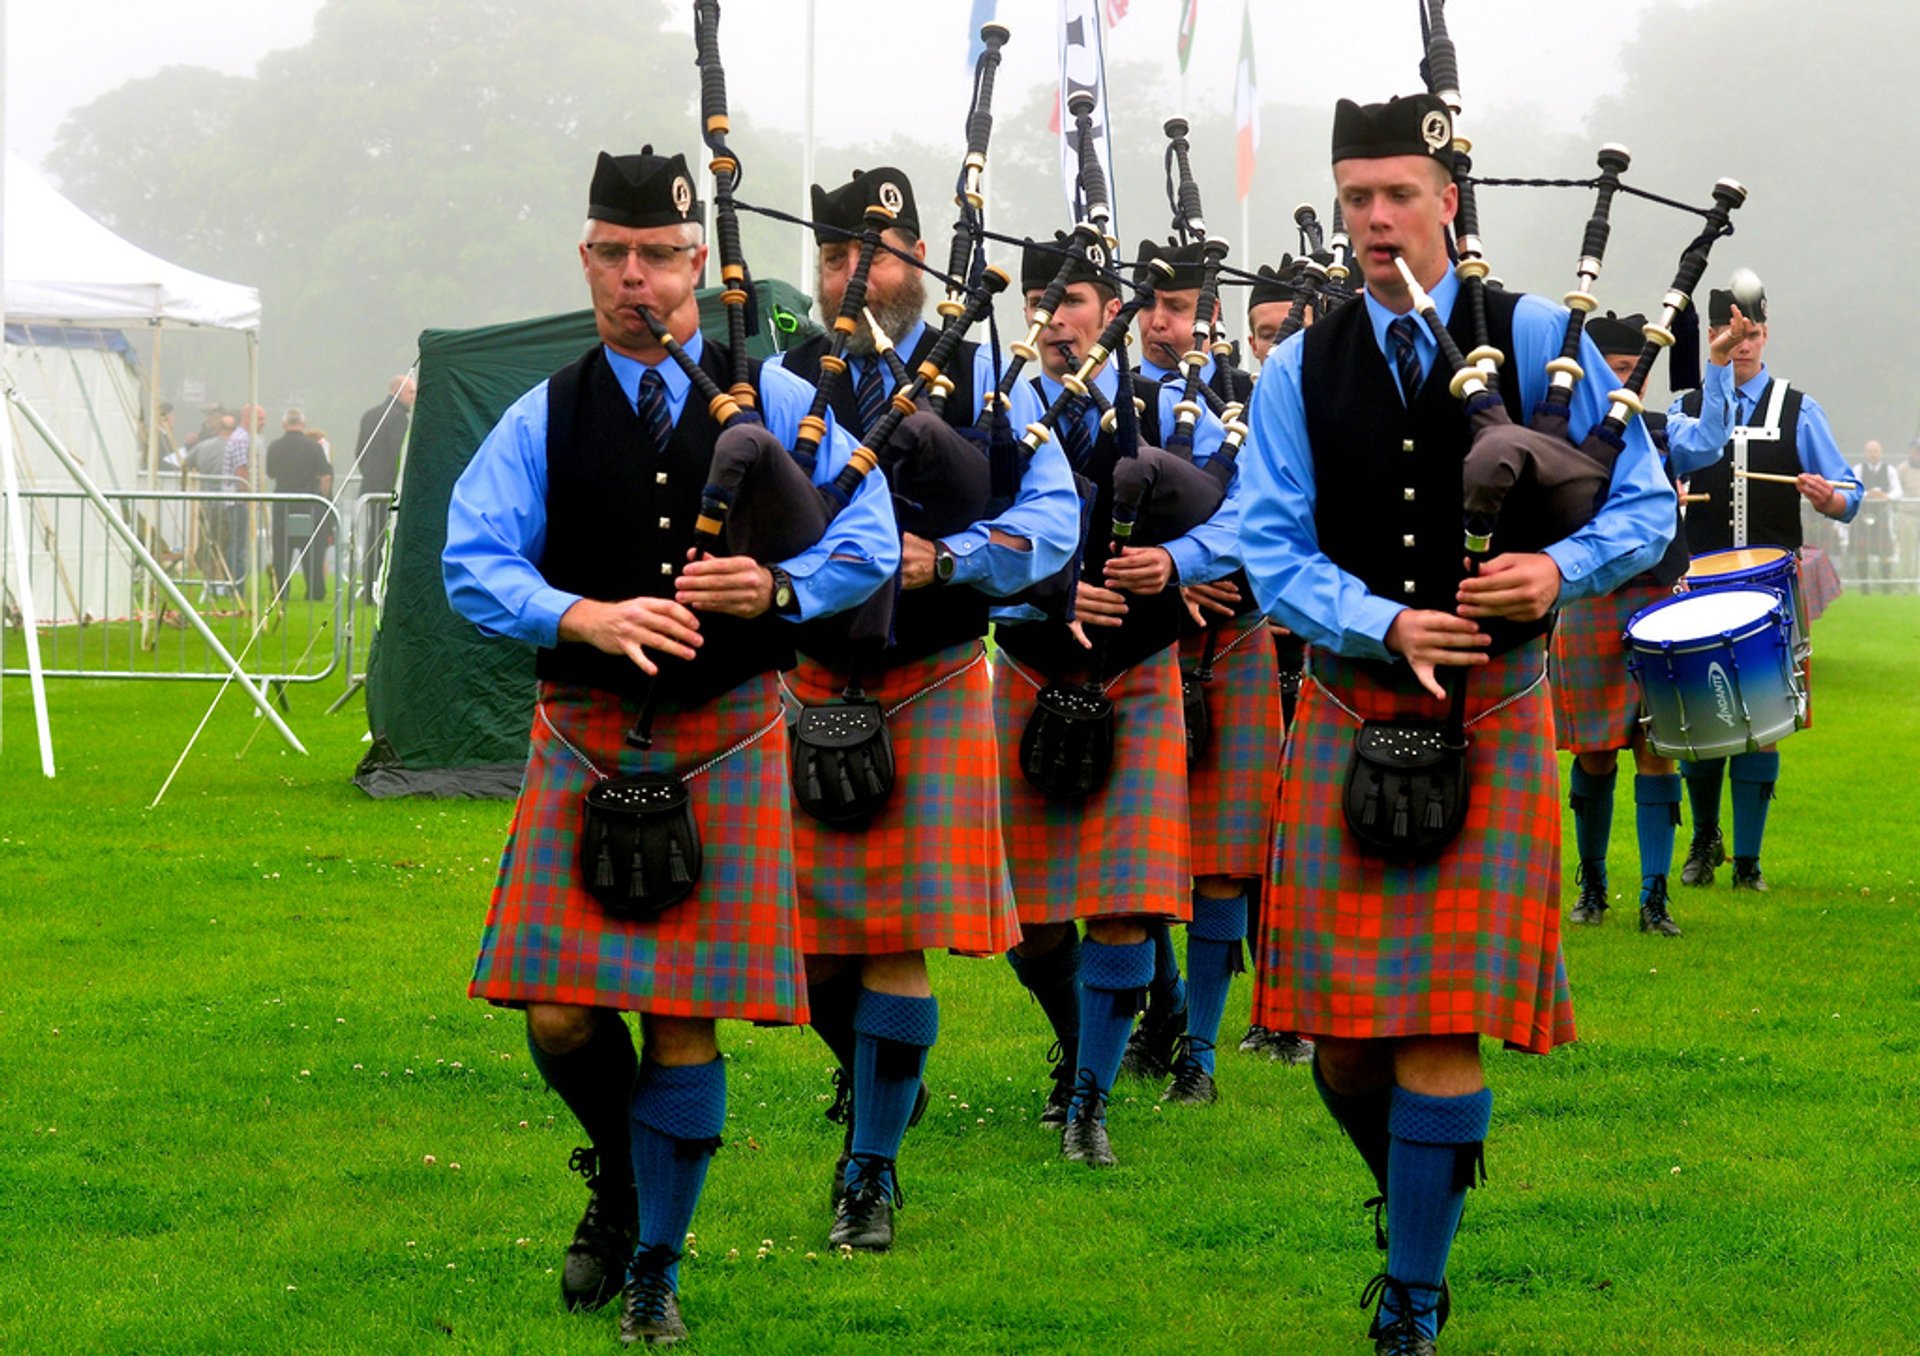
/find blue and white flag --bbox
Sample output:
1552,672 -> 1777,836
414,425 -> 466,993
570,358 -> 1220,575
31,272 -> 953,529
966,0 -> 997,67
1056,0 -> 1120,242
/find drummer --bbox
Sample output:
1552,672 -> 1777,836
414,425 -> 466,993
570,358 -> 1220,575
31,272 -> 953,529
1665,278 -> 1861,892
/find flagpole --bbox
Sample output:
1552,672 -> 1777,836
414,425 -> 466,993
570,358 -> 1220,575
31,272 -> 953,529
800,0 -> 817,291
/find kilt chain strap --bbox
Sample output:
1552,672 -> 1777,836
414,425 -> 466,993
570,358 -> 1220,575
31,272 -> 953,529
1306,663 -> 1548,730
996,650 -> 1131,697
1208,613 -> 1276,664
537,702 -> 784,784
779,643 -> 990,720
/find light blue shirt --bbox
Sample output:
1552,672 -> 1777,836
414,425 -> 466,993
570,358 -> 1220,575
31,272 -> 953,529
1665,363 -> 1860,521
1662,360 -> 1735,476
768,318 -> 1080,596
1238,269 -> 1676,661
1008,359 -> 1243,587
443,331 -> 900,648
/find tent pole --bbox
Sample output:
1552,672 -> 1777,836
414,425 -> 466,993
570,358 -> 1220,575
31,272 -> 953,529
139,324 -> 163,649
4,383 -> 306,755
246,330 -> 259,621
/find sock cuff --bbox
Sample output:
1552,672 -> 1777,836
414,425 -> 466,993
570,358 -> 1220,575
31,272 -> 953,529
1080,936 -> 1156,991
1634,772 -> 1683,805
1189,893 -> 1249,941
1728,750 -> 1781,783
853,990 -> 940,1048
632,1057 -> 727,1141
1007,928 -> 1080,987
1389,1085 -> 1493,1146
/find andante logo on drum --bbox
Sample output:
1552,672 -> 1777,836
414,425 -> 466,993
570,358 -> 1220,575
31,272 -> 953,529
1707,663 -> 1737,727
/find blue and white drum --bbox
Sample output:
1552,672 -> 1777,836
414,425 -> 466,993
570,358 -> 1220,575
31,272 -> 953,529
1625,587 -> 1802,760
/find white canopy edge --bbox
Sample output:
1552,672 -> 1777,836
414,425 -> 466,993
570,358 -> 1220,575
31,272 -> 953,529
3,151 -> 260,332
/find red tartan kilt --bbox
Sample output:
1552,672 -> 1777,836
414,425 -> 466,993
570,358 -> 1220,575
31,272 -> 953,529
1253,642 -> 1577,1054
469,675 -> 808,1024
1551,577 -> 1674,753
1181,616 -> 1285,879
993,642 -> 1193,925
785,642 -> 1020,958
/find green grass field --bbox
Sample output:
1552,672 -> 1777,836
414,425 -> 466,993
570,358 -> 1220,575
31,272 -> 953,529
4,596 -> 1917,1354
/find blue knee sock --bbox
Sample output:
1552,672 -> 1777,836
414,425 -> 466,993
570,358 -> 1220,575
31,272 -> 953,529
806,965 -> 863,1071
1312,1058 -> 1392,1197
1381,1086 -> 1493,1339
1729,751 -> 1780,861
848,990 -> 939,1197
1007,928 -> 1081,1060
1183,894 -> 1248,1075
1634,773 -> 1683,884
528,1014 -> 637,1193
1567,763 -> 1617,870
1682,757 -> 1726,837
1145,920 -> 1187,1015
1072,938 -> 1156,1120
629,1058 -> 727,1291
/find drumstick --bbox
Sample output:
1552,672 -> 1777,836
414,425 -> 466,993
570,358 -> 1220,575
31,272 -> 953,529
1735,468 -> 1862,488
1681,492 -> 1711,504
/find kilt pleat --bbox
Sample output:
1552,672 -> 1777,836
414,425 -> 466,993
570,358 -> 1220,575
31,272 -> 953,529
1253,643 -> 1577,1055
785,642 -> 1020,958
1551,578 -> 1674,753
469,675 -> 807,1024
1183,616 -> 1286,879
993,642 -> 1193,925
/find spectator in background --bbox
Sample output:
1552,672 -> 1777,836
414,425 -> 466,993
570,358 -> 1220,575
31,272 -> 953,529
1902,440 -> 1920,593
356,373 -> 415,602
266,408 -> 334,602
218,411 -> 250,592
1850,439 -> 1902,593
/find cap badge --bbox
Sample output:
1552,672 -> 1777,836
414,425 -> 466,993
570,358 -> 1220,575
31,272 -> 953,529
671,176 -> 695,217
1421,111 -> 1450,153
878,181 -> 905,214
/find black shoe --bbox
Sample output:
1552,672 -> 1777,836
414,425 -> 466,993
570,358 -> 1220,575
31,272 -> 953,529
1060,1072 -> 1115,1167
1238,1024 -> 1272,1054
1374,1318 -> 1437,1356
1363,1273 -> 1445,1354
1731,857 -> 1768,892
1639,876 -> 1682,936
1265,1032 -> 1316,1066
1161,1036 -> 1218,1105
618,1246 -> 687,1347
828,1154 -> 900,1252
561,1146 -> 636,1313
826,1069 -> 931,1209
1570,861 -> 1609,924
1039,1042 -> 1076,1127
1119,1001 -> 1186,1080
1679,828 -> 1726,887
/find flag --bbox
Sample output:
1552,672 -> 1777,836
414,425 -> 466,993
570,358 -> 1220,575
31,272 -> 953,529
1058,0 -> 1121,239
1234,0 -> 1259,201
1177,0 -> 1200,74
1106,0 -> 1130,26
966,0 -> 996,67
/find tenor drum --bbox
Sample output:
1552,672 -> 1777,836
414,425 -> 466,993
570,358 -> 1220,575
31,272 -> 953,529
1625,587 -> 1801,760
1686,546 -> 1807,659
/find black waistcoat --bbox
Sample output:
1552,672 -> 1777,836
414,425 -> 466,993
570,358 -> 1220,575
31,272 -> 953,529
1679,379 -> 1805,553
997,383 -> 1188,679
780,328 -> 978,439
1636,411 -> 1690,587
537,342 -> 790,702
1301,286 -> 1550,655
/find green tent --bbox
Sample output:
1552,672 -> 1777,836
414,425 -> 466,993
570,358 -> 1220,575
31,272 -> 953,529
354,278 -> 818,798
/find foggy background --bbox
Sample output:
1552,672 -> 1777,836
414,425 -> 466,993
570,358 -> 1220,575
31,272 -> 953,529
9,0 -> 1916,464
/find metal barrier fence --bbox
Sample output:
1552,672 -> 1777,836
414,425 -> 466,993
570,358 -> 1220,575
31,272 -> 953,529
1,487 -> 353,685
1805,496 -> 1920,592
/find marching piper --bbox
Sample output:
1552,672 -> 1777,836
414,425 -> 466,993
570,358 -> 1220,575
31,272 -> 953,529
1238,94 -> 1673,1351
1665,279 -> 1860,893
445,149 -> 898,1347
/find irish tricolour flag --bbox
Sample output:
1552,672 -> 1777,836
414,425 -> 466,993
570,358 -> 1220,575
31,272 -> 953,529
1234,1 -> 1259,201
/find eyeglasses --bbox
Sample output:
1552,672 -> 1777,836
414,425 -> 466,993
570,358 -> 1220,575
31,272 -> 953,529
585,241 -> 699,269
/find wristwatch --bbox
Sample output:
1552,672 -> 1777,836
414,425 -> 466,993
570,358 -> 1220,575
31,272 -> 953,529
932,540 -> 957,585
769,565 -> 799,616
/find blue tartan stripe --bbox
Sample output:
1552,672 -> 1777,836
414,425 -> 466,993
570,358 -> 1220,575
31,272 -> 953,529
1551,578 -> 1672,753
1254,644 -> 1576,1054
470,676 -> 808,1024
787,643 -> 1020,957
1182,617 -> 1286,879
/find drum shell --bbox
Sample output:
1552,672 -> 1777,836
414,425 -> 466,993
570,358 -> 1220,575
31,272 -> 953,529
1625,589 -> 1801,761
1686,547 -> 1809,661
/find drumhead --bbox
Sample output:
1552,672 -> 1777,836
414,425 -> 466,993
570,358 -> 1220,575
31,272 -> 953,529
1687,546 -> 1791,581
1627,588 -> 1781,644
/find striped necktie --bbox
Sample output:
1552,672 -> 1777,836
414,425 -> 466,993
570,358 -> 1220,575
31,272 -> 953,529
1388,315 -> 1424,406
637,370 -> 672,454
854,358 -> 888,438
1056,394 -> 1095,470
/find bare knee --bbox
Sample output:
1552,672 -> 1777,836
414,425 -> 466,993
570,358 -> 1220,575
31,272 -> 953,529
1314,1035 -> 1394,1095
1629,728 -> 1673,777
640,1014 -> 719,1068
1085,916 -> 1148,946
525,1003 -> 603,1056
1195,874 -> 1250,900
860,951 -> 931,997
1014,921 -> 1073,959
804,954 -> 851,987
1575,750 -> 1619,777
1393,1034 -> 1484,1097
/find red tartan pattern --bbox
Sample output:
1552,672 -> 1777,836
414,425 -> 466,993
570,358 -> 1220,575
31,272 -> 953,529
469,676 -> 808,1024
1252,643 -> 1577,1055
1182,617 -> 1286,879
993,644 -> 1193,925
1551,578 -> 1675,753
785,642 -> 1020,958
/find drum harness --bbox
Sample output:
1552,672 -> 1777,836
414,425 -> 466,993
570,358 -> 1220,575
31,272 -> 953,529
1728,379 -> 1791,550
